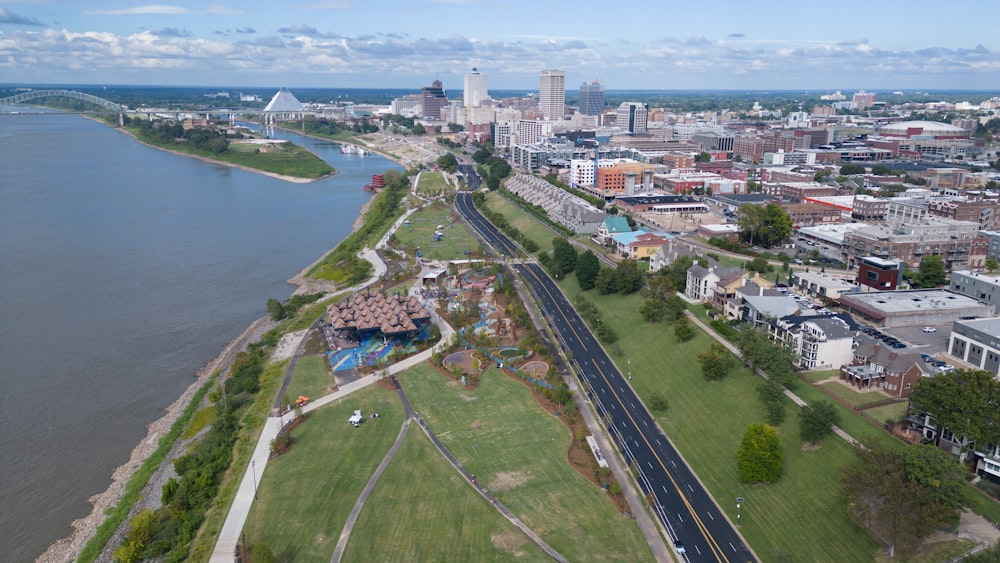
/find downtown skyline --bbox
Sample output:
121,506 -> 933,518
0,1 -> 998,91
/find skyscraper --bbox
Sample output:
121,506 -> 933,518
464,69 -> 488,108
579,79 -> 604,116
420,80 -> 448,119
616,102 -> 648,134
539,69 -> 566,121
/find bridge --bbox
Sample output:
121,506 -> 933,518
0,89 -> 123,114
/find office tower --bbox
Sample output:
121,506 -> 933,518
616,102 -> 648,134
420,80 -> 448,119
464,68 -> 488,108
579,80 -> 604,116
539,69 -> 566,120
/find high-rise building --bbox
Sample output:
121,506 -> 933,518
616,102 -> 648,134
579,80 -> 604,116
420,80 -> 448,119
463,69 -> 488,108
539,69 -> 566,121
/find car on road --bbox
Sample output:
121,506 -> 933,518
673,540 -> 686,555
921,353 -> 934,363
922,326 -> 937,333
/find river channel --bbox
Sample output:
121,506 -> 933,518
0,110 -> 400,561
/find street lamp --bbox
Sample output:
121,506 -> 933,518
736,496 -> 744,524
251,459 -> 258,501
627,358 -> 632,380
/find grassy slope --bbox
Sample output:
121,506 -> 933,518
393,202 -> 482,261
483,192 -> 557,255
244,386 -> 403,561
285,355 -> 332,404
416,170 -> 450,196
341,428 -> 551,562
398,362 -> 654,562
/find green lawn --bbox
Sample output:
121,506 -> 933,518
341,428 -> 551,562
802,368 -> 840,382
245,386 -> 404,561
416,170 -> 451,197
285,355 -> 333,403
862,401 -> 910,426
393,202 -> 482,261
483,192 -> 557,254
555,278 -> 881,562
398,362 -> 653,562
819,380 -> 884,407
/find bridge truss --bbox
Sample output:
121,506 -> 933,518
0,89 -> 123,113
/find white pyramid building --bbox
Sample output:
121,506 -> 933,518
262,87 -> 304,122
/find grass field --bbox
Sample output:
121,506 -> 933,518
341,428 -> 551,562
416,170 -> 451,197
244,385 -> 404,561
819,380 -> 884,407
483,192 -> 558,255
802,368 -> 840,382
863,401 -> 910,426
398,362 -> 654,562
285,355 -> 333,403
393,202 -> 481,261
554,278 -> 882,562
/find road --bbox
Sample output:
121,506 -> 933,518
456,191 -> 756,563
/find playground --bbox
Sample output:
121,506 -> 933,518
442,349 -> 481,375
327,323 -> 435,372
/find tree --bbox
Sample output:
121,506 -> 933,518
472,147 -> 492,164
446,122 -> 465,133
663,294 -> 687,322
575,250 -> 601,290
614,258 -> 643,294
738,204 -> 792,248
841,440 -> 967,559
696,151 -> 712,162
674,316 -> 695,342
736,423 -> 783,484
986,256 -> 999,273
757,381 -> 786,426
639,297 -> 667,323
266,298 -> 286,321
595,267 -> 617,294
909,369 -> 1000,453
697,342 -> 732,381
660,255 -> 695,293
839,163 -> 866,175
436,152 -> 458,173
648,392 -> 669,412
549,237 -> 578,278
746,256 -> 772,274
913,255 -> 947,287
411,122 -> 426,135
798,400 -> 841,445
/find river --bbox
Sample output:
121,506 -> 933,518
0,110 -> 401,561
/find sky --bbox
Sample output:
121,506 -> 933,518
1,0 -> 998,92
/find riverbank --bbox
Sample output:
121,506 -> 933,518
38,135 -> 403,562
38,315 -> 275,563
111,124 -> 334,184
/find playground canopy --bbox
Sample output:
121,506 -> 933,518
328,290 -> 431,337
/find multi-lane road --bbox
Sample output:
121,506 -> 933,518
455,190 -> 755,563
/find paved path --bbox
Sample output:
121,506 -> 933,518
211,236 -> 454,561
684,310 -> 858,446
330,381 -> 414,563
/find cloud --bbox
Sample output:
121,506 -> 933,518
88,4 -> 191,16
0,7 -> 44,26
728,33 -> 745,38
0,28 -> 997,89
277,24 -> 321,36
154,28 -> 192,38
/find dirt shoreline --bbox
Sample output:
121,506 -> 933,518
38,131 -> 407,563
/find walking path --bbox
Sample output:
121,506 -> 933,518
211,235 -> 452,560
684,310 -> 858,445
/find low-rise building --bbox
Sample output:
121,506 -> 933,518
839,289 -> 995,328
948,317 -> 1000,377
774,313 -> 857,371
841,217 -> 988,270
595,216 -> 632,246
779,203 -> 843,227
842,336 -> 929,398
949,270 -> 1000,309
857,256 -> 905,291
792,271 -> 857,300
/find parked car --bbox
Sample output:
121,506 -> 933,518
891,342 -> 907,349
922,326 -> 937,333
921,353 -> 934,363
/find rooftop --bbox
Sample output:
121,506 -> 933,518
839,289 -> 991,315
954,317 -> 1000,337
